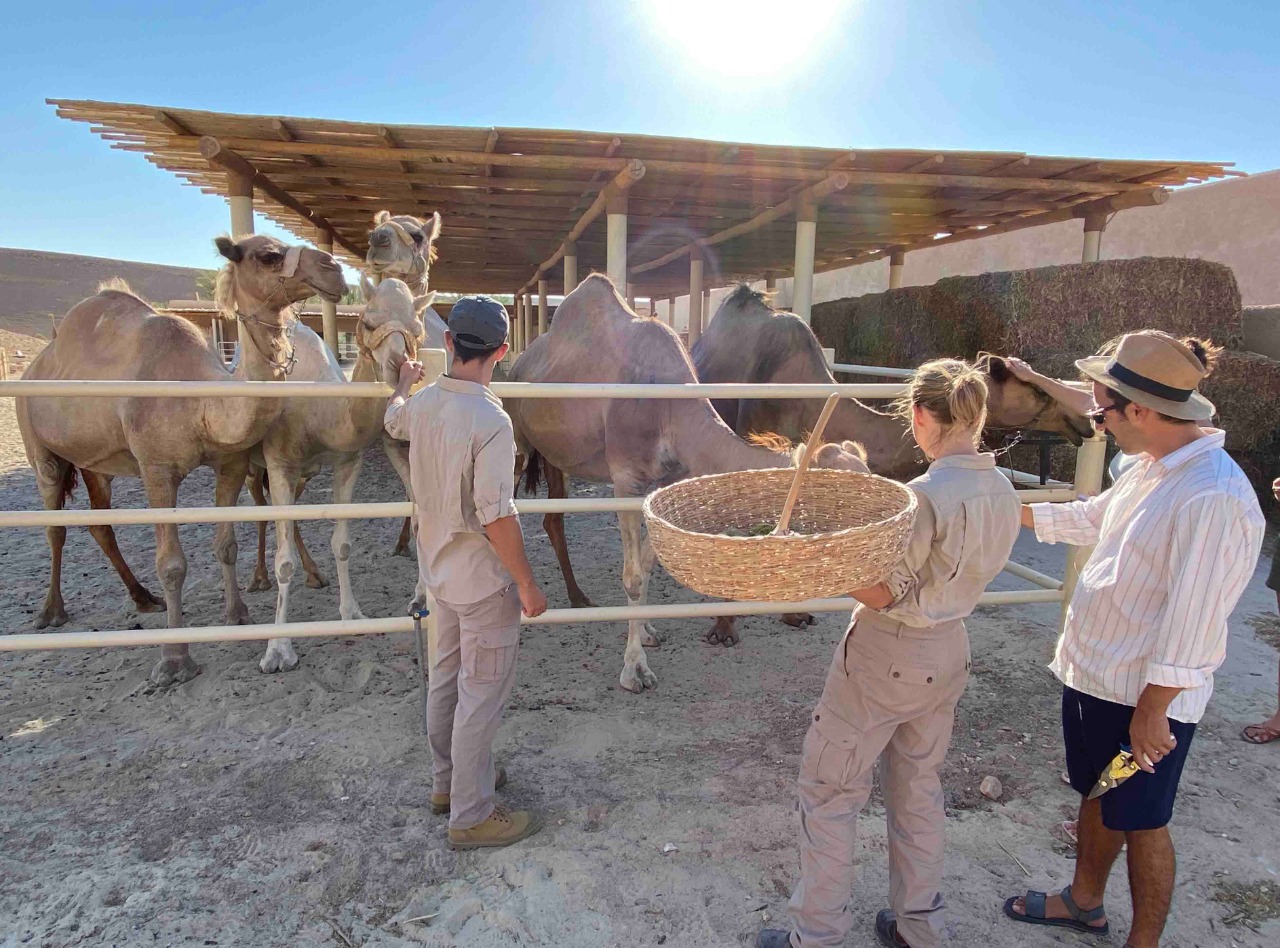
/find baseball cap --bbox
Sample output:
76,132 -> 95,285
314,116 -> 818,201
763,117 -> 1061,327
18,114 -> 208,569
448,295 -> 509,348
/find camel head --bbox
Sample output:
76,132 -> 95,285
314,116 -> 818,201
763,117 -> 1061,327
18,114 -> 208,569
813,440 -> 871,473
366,210 -> 441,287
214,235 -> 345,313
357,278 -> 435,384
978,353 -> 1093,445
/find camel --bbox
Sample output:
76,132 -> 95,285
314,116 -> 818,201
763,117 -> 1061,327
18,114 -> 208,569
506,274 -> 867,693
534,283 -> 1095,647
16,235 -> 345,685
245,278 -> 435,674
366,209 -> 447,557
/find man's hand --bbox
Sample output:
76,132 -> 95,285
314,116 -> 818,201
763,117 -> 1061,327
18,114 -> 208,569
1004,356 -> 1043,384
1272,476 -> 1279,502
398,359 -> 424,392
1129,704 -> 1178,774
518,581 -> 548,618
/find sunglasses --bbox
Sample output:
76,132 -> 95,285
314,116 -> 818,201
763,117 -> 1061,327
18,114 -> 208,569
1088,403 -> 1124,426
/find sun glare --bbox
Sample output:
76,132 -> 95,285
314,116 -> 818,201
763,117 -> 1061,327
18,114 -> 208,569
647,0 -> 849,79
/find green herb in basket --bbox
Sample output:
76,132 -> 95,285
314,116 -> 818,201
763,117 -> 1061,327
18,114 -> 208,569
724,521 -> 778,537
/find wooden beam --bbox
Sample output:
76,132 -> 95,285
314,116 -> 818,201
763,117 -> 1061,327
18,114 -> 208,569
518,160 -> 646,293
198,136 -> 363,258
153,110 -> 193,136
629,172 -> 850,275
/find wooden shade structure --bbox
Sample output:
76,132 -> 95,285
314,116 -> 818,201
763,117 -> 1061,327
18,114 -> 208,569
51,99 -> 1236,300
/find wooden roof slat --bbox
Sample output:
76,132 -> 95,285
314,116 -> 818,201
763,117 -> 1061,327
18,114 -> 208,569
49,98 -> 1233,294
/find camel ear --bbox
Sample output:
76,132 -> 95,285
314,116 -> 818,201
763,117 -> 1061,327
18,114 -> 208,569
984,354 -> 1011,382
426,211 -> 442,241
359,273 -> 375,302
413,291 -> 437,316
215,236 -> 243,263
374,210 -> 391,226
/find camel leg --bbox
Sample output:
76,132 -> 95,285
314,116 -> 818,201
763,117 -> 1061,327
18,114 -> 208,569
81,471 -> 164,615
617,509 -> 659,693
246,466 -> 273,592
330,453 -> 366,621
543,464 -> 596,609
212,456 -> 252,626
291,477 -> 329,589
706,616 -> 740,647
381,431 -> 415,558
141,466 -> 199,687
261,460 -> 302,673
31,451 -> 71,629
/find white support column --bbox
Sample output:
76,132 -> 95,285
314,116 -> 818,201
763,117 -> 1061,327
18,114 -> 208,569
606,189 -> 628,289
667,295 -> 677,328
315,230 -> 339,356
1081,210 -> 1106,263
510,298 -> 521,355
626,283 -> 637,310
538,280 -> 549,335
888,247 -> 905,289
563,241 -> 578,295
792,195 -> 818,324
523,292 -> 534,343
228,171 -> 254,238
1059,435 -> 1108,631
688,250 -> 704,347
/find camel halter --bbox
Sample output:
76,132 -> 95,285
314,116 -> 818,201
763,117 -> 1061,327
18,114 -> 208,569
356,317 -> 424,361
374,220 -> 429,286
234,246 -> 304,376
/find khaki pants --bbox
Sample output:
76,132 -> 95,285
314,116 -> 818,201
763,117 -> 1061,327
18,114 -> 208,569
788,611 -> 970,948
427,584 -> 522,830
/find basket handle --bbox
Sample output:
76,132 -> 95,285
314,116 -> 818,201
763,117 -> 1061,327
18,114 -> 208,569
773,393 -> 842,536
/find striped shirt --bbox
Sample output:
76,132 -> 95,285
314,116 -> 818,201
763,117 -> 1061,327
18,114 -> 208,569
1031,430 -> 1264,723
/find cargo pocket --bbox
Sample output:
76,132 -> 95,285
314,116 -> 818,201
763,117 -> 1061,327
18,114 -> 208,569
886,662 -> 940,686
800,703 -> 860,789
468,624 -> 519,683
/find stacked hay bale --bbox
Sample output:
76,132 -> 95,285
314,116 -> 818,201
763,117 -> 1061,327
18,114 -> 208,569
812,258 -> 1279,514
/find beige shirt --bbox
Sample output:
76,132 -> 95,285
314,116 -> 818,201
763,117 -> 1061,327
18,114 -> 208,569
384,376 -> 521,604
870,453 -> 1021,629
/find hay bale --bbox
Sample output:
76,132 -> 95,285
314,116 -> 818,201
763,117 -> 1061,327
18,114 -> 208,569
1204,351 -> 1280,452
813,257 -> 1243,379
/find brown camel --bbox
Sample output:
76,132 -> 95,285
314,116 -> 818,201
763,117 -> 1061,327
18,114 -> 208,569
16,235 -> 344,685
537,283 -> 1094,646
506,274 -> 866,693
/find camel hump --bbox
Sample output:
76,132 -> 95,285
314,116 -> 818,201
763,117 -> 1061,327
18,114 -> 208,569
95,277 -> 148,303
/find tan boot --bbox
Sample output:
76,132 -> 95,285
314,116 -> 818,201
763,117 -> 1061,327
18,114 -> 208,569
448,806 -> 543,850
431,766 -> 507,816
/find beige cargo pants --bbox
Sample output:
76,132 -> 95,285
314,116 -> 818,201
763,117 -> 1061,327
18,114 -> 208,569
787,610 -> 970,948
427,583 -> 523,830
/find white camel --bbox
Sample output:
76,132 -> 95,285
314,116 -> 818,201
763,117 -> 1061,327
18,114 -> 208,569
251,278 -> 435,674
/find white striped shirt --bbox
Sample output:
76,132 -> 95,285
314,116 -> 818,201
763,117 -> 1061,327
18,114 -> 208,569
1031,430 -> 1265,723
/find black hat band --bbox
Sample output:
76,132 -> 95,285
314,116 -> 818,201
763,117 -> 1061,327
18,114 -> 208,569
1106,359 -> 1193,403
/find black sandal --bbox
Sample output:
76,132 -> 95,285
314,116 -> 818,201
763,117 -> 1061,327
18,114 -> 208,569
1002,884 -> 1109,936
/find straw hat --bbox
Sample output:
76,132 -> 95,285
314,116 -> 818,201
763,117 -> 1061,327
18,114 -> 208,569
1075,332 -> 1214,421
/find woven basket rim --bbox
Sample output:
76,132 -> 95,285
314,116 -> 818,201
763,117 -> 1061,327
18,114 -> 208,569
642,468 -> 917,544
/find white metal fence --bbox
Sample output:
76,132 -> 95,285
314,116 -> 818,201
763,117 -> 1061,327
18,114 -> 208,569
0,362 -> 1105,658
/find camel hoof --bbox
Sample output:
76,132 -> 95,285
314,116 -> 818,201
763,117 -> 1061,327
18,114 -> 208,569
133,590 -> 166,614
569,593 -> 597,609
259,647 -> 299,674
305,573 -> 329,590
391,544 -> 413,559
35,608 -> 69,630
150,655 -> 202,688
640,624 -> 660,648
340,606 -> 367,622
247,574 -> 273,593
225,603 -> 252,626
782,612 -> 815,628
619,664 -> 658,693
704,618 -> 740,647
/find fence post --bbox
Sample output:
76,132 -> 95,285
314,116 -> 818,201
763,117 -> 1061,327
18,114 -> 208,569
1059,435 -> 1107,631
0,349 -> 8,381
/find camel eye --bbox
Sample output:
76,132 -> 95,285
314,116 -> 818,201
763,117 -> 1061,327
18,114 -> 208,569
411,231 -> 424,243
260,251 -> 283,266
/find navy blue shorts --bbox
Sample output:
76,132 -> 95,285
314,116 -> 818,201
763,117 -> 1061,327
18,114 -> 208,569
1062,687 -> 1196,832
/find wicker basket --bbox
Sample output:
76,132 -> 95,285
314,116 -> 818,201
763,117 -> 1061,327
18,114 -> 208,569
644,468 -> 917,601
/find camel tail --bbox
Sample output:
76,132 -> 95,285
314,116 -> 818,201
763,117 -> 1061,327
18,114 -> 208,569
61,465 -> 79,506
522,450 -> 544,497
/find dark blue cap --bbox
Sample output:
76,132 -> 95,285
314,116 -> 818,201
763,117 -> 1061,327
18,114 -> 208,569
449,295 -> 509,348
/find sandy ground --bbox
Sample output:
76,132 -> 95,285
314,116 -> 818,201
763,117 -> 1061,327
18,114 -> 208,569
1,392 -> 1278,948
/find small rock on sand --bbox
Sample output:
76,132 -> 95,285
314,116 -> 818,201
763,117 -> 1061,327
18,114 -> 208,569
979,776 -> 1003,801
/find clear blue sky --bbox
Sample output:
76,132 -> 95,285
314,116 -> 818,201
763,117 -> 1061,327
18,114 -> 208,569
2,0 -> 1276,271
